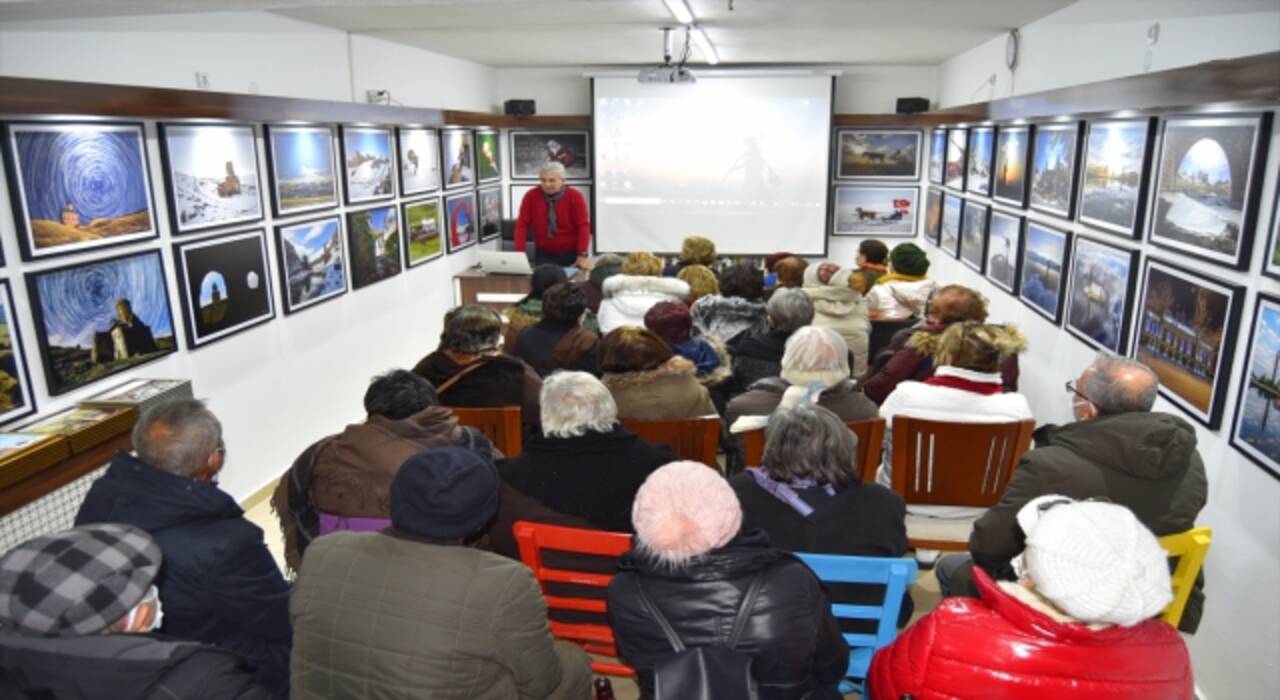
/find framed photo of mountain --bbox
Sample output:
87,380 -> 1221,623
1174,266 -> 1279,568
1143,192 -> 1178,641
264,124 -> 338,217
340,125 -> 395,205
1064,235 -> 1139,355
159,123 -> 263,235
928,129 -> 946,185
1018,221 -> 1071,323
834,129 -> 921,180
397,126 -> 440,197
275,215 -> 348,315
1231,292 -> 1280,479
440,128 -> 476,190
401,198 -> 444,268
475,128 -> 502,183
1028,121 -> 1083,220
993,125 -> 1032,208
0,280 -> 37,426
173,229 -> 275,348
1078,117 -> 1155,238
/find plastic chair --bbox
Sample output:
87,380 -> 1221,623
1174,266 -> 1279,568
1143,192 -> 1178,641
741,418 -> 885,481
513,521 -> 635,677
795,552 -> 918,695
1157,526 -> 1212,628
620,416 -> 720,467
446,405 -> 522,457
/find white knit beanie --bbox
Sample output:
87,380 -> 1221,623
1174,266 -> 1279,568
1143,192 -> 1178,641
1020,496 -> 1173,627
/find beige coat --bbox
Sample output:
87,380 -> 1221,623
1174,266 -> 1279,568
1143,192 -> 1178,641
603,356 -> 718,420
802,266 -> 870,376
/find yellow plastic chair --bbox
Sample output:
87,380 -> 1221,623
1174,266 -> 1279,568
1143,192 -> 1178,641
1157,527 -> 1212,628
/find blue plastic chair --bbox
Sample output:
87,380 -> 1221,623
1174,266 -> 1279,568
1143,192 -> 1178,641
795,552 -> 919,695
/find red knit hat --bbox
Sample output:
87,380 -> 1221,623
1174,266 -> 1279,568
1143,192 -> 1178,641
644,300 -> 693,344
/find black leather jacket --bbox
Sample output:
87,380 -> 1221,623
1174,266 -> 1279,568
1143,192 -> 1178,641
606,530 -> 849,699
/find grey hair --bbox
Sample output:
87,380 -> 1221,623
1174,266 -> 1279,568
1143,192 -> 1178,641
540,371 -> 618,438
132,399 -> 222,477
767,288 -> 815,333
539,161 -> 566,178
1083,355 -> 1160,414
763,404 -> 858,486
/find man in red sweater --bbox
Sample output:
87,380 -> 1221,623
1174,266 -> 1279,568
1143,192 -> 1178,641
515,161 -> 592,271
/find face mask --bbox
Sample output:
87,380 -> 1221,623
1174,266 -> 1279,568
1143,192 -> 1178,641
123,585 -> 163,633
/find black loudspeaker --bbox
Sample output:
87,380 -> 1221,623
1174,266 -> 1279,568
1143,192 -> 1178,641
504,99 -> 536,116
895,97 -> 930,114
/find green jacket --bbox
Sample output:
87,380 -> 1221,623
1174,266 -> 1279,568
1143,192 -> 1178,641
290,530 -> 590,699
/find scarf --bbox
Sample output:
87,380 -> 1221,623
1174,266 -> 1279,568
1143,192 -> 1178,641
544,188 -> 566,239
875,271 -> 928,285
745,467 -> 836,517
860,262 -> 888,273
924,367 -> 1003,395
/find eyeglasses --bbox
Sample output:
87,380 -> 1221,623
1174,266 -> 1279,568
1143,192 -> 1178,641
1064,381 -> 1092,404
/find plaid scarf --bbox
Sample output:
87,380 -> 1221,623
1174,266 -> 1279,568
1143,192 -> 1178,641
544,188 -> 565,239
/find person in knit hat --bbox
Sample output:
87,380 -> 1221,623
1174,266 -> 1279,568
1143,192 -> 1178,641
644,300 -> 725,381
290,447 -> 592,700
0,524 -> 272,699
868,497 -> 1193,699
865,242 -> 938,319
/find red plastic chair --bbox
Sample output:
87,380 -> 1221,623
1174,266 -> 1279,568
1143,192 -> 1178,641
513,521 -> 635,677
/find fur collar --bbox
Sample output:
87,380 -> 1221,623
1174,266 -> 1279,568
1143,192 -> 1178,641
602,356 -> 697,390
602,274 -> 690,299
997,581 -> 1110,631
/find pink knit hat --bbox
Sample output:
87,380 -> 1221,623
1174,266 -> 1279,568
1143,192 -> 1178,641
632,462 -> 742,566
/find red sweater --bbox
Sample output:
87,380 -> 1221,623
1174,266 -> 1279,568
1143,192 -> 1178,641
514,186 -> 591,256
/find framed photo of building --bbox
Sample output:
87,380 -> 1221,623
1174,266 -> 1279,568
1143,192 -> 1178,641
159,123 -> 263,235
924,187 -> 944,244
986,210 -> 1023,294
509,130 -> 591,180
993,125 -> 1032,208
173,229 -> 275,348
1018,221 -> 1071,323
1029,121 -> 1083,220
264,124 -> 338,217
966,127 -> 995,196
397,126 -> 441,197
959,200 -> 989,272
945,128 -> 967,190
340,125 -> 395,205
346,205 -> 402,289
275,215 -> 347,315
0,280 -> 37,426
402,198 -> 444,268
1064,235 -> 1139,355
440,128 -> 476,190
477,187 -> 503,243
928,129 -> 946,185
1231,292 -> 1280,479
445,190 -> 479,254
475,128 -> 502,183
940,193 -> 964,258
1078,117 -> 1155,238
834,129 -> 922,180
831,186 -> 918,237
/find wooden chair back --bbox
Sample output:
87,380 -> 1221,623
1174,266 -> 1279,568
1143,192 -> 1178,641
446,405 -> 522,457
741,418 -> 886,481
621,416 -> 720,467
1157,526 -> 1212,628
888,417 -> 1035,507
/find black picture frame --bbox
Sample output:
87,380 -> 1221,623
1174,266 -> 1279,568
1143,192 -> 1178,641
833,128 -> 922,180
172,228 -> 276,349
346,205 -> 402,289
158,122 -> 264,235
401,197 -> 445,268
831,185 -> 919,238
444,190 -> 479,254
927,128 -> 947,185
959,200 -> 990,272
339,125 -> 396,205
1028,120 -> 1083,220
274,215 -> 348,315
1230,292 -> 1280,480
940,193 -> 964,258
477,187 -> 504,243
1265,182 -> 1280,281
509,130 -> 592,180
1077,117 -> 1156,238
440,127 -> 476,191
1063,235 -> 1140,355
966,126 -> 995,196
475,128 -> 502,183
993,124 -> 1033,208
0,279 -> 37,426
1131,257 -> 1243,429
985,209 -> 1023,294
945,127 -> 967,190
396,126 -> 440,197
924,187 -> 944,244
2,120 -> 160,261
263,123 -> 339,218
1018,221 -> 1072,324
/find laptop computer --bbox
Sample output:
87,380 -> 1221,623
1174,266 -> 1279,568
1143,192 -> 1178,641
479,250 -> 534,275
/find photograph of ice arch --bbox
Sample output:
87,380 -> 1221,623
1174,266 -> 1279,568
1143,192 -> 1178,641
402,199 -> 443,268
836,129 -> 921,180
1149,114 -> 1268,269
928,129 -> 946,185
26,250 -> 176,395
266,124 -> 337,216
967,127 -> 994,196
986,211 -> 1022,294
160,123 -> 262,235
476,129 -> 502,183
446,191 -> 478,253
478,187 -> 503,242
4,122 -> 158,260
959,201 -> 989,272
174,229 -> 274,348
0,281 -> 36,426
940,194 -> 963,257
1079,118 -> 1153,236
832,186 -> 917,237
1019,222 -> 1070,323
1029,122 -> 1080,219
441,129 -> 476,189
993,126 -> 1030,207
1232,294 -> 1280,479
1065,236 -> 1137,354
276,216 -> 347,314
398,127 -> 440,196
945,128 -> 967,190
347,206 -> 401,289
341,126 -> 395,204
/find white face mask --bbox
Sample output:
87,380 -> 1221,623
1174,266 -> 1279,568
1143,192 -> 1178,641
123,585 -> 164,633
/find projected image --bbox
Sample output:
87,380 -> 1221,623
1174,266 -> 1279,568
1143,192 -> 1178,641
832,186 -> 917,237
940,194 -> 963,257
836,129 -> 920,180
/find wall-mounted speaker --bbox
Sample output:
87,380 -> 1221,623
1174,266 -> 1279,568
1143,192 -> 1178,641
895,97 -> 930,114
504,99 -> 536,116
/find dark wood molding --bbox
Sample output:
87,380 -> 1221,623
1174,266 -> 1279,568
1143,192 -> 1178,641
833,112 -> 983,128
443,110 -> 591,129
0,432 -> 132,517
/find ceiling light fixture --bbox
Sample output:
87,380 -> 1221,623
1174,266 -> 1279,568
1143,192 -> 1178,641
690,25 -> 720,64
662,0 -> 695,25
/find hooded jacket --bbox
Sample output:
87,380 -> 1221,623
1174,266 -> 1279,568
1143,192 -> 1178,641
864,276 -> 937,319
963,411 -> 1209,632
862,322 -> 1020,405
412,350 -> 542,429
607,530 -> 850,699
597,275 -> 690,334
74,452 -> 292,696
801,266 -> 870,376
867,568 -> 1194,700
690,294 -> 769,345
602,356 -> 718,421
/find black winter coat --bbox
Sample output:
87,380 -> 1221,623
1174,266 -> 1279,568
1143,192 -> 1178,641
726,328 -> 790,396
74,452 -> 292,696
607,530 -> 849,699
412,350 -> 543,429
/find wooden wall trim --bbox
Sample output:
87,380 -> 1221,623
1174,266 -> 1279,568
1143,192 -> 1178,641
442,110 -> 591,129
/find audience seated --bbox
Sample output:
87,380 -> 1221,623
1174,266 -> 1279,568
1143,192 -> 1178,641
690,264 -> 769,344
854,239 -> 889,290
677,263 -> 719,305
510,282 -> 600,377
936,357 -> 1209,633
599,327 -> 717,419
662,235 -> 717,277
413,304 -> 542,430
607,462 -> 850,699
597,252 -> 690,333
503,263 -> 568,328
577,253 -> 623,314
74,400 -> 291,696
290,448 -> 592,699
726,288 -> 814,394
0,524 -> 273,700
862,284 -> 1019,405
644,300 -> 729,384
869,498 -> 1193,699
802,262 -> 871,375
864,242 -> 937,319
498,372 -> 674,532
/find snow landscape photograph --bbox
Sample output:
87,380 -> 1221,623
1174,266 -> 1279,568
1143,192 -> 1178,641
267,125 -> 337,215
342,126 -> 394,204
277,216 -> 346,312
832,186 -> 917,236
398,127 -> 440,196
161,123 -> 262,234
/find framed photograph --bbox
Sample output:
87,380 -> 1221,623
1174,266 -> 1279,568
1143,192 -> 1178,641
966,127 -> 995,196
959,200 -> 989,272
1148,113 -> 1271,269
173,229 -> 274,349
834,129 -> 922,180
1078,118 -> 1155,237
510,130 -> 591,180
2,121 -> 158,261
159,123 -> 263,235
340,125 -> 395,205
396,126 -> 440,197
441,128 -> 476,190
924,187 -> 944,244
275,215 -> 347,314
401,198 -> 444,268
1266,184 -> 1280,281
1231,293 -> 1280,479
1064,235 -> 1139,355
476,128 -> 502,183
985,210 -> 1023,294
832,186 -> 918,237
346,205 -> 402,289
945,128 -> 967,190
1132,258 -> 1243,428
445,190 -> 479,253
1018,221 -> 1071,323
25,249 -> 176,395
264,124 -> 338,217
0,280 -> 37,426
927,129 -> 946,185
940,193 -> 964,258
993,125 -> 1032,208
1029,121 -> 1083,219
477,187 -> 504,243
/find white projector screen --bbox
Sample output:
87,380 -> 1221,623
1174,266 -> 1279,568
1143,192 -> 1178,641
593,75 -> 833,256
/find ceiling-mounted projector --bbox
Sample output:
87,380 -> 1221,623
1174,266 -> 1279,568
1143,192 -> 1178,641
637,65 -> 696,84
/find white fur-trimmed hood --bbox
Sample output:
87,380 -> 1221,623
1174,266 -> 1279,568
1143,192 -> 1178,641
602,274 -> 690,299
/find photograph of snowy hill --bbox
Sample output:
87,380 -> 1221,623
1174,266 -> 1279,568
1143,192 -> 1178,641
398,127 -> 440,196
267,124 -> 337,216
160,123 -> 263,234
832,186 -> 917,237
276,216 -> 347,313
341,126 -> 395,204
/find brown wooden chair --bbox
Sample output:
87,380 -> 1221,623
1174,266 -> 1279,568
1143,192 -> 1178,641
741,418 -> 886,481
887,416 -> 1035,551
621,416 -> 720,468
446,405 -> 522,457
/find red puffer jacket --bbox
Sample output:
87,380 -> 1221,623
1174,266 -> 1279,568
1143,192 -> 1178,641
868,568 -> 1193,699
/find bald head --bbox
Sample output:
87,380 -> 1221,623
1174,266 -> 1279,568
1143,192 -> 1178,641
1080,357 -> 1159,416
